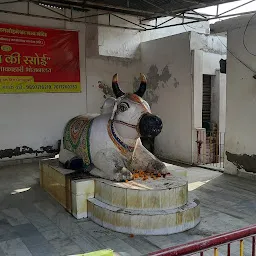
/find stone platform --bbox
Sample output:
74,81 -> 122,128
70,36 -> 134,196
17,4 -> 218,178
40,158 -> 200,235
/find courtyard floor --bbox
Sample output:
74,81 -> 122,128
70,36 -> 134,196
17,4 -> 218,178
0,162 -> 255,256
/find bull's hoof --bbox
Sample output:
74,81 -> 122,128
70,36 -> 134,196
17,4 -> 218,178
113,168 -> 133,182
160,166 -> 168,175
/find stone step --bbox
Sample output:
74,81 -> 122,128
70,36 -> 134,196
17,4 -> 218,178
94,176 -> 188,210
87,196 -> 200,235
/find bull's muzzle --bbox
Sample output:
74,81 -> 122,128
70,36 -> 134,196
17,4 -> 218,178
139,113 -> 163,138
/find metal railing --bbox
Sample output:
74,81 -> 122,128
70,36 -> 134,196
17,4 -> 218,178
195,128 -> 225,170
149,224 -> 256,256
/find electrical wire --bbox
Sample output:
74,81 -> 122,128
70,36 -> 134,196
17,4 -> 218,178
185,24 -> 197,30
243,12 -> 256,56
208,14 -> 256,74
216,34 -> 256,73
183,24 -> 188,31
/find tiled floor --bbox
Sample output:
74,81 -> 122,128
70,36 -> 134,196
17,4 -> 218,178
0,162 -> 255,256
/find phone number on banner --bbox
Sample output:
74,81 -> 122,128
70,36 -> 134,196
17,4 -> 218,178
0,82 -> 81,93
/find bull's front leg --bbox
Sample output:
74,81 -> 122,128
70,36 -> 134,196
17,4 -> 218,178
90,149 -> 133,181
130,138 -> 168,175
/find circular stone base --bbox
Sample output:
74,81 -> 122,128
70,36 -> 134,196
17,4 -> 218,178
88,195 -> 200,235
88,177 -> 200,235
95,176 -> 188,210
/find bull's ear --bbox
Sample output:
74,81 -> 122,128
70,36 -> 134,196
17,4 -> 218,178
134,73 -> 147,98
112,73 -> 125,98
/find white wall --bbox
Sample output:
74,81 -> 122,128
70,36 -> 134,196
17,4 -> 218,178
97,14 -> 141,60
96,13 -> 210,59
138,31 -> 227,164
218,72 -> 226,133
190,32 -> 227,75
192,49 -> 203,130
86,56 -> 140,113
224,21 -> 256,175
140,33 -> 193,163
0,2 -> 139,161
202,52 -> 226,75
140,16 -> 209,43
190,33 -> 227,55
211,70 -> 226,133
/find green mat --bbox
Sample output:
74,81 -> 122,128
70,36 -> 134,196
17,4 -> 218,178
69,249 -> 113,256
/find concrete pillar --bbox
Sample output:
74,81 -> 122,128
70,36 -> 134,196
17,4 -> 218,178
191,50 -> 203,163
192,50 -> 203,129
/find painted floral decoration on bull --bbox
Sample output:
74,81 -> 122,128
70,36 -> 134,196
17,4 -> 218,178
60,73 -> 170,182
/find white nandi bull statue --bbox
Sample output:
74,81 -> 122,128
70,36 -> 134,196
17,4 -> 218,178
59,73 -> 168,181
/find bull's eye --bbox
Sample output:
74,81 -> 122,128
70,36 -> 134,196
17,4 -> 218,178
118,102 -> 129,112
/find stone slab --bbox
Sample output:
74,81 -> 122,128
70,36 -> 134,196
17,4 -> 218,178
71,179 -> 95,219
40,161 -> 73,212
40,159 -> 94,218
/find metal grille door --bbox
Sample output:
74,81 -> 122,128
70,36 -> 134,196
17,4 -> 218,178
202,74 -> 212,124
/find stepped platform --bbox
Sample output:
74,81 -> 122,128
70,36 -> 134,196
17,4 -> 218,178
40,158 -> 200,235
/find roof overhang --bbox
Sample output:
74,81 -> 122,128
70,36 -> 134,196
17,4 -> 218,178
36,0 -> 241,18
0,0 -> 253,31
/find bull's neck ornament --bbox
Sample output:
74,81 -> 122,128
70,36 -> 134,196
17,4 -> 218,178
108,120 -> 135,155
108,73 -> 148,156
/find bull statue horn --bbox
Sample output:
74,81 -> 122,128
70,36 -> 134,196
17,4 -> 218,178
134,73 -> 147,98
112,73 -> 125,98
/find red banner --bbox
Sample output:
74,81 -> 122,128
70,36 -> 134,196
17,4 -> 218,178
0,23 -> 81,93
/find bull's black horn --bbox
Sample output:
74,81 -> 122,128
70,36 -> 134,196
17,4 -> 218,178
112,73 -> 125,98
135,73 -> 147,98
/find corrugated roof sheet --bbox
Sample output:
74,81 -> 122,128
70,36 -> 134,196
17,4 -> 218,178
38,0 -> 238,17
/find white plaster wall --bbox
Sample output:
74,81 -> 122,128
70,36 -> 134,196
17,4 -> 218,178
190,32 -> 227,75
190,33 -> 227,55
218,72 -> 226,133
0,2 -> 139,161
211,70 -> 226,133
202,52 -> 226,75
191,50 -> 203,164
140,33 -> 193,163
97,14 -> 210,59
192,50 -> 203,130
86,56 -> 140,113
224,23 -> 256,175
140,17 -> 209,43
98,14 -> 141,59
